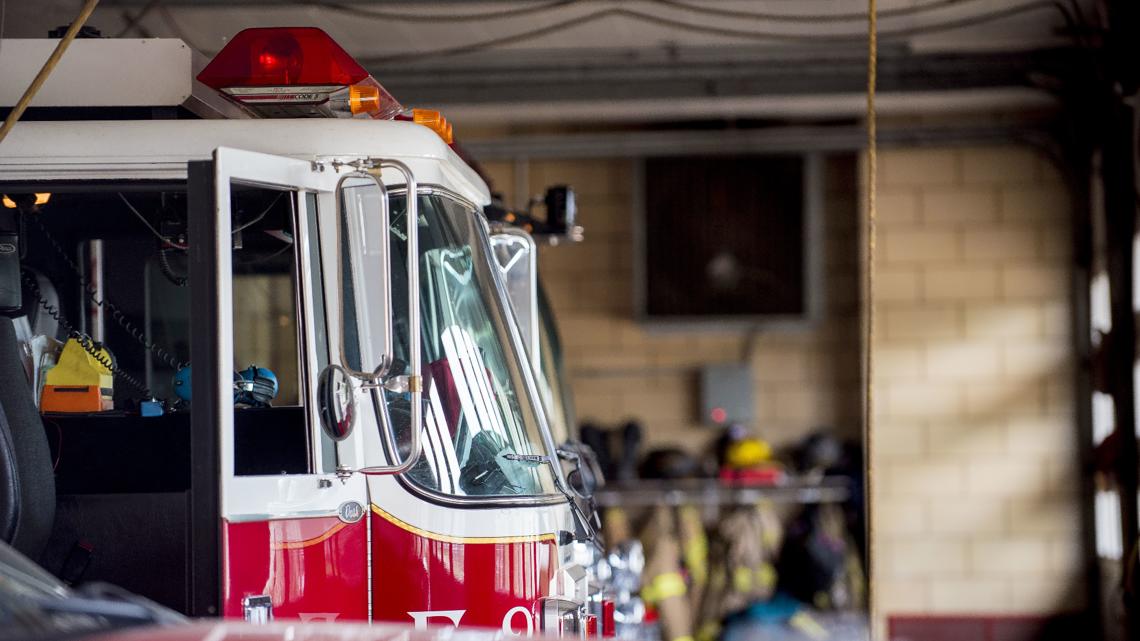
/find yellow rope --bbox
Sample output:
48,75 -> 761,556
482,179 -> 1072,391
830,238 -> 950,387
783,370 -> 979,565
864,0 -> 878,634
0,0 -> 101,147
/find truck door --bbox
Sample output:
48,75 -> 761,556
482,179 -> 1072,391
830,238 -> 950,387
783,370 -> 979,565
188,147 -> 371,622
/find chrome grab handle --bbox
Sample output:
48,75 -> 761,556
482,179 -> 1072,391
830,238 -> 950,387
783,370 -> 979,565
356,160 -> 422,475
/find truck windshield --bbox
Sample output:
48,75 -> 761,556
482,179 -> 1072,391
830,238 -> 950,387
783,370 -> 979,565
381,193 -> 558,498
537,282 -> 575,446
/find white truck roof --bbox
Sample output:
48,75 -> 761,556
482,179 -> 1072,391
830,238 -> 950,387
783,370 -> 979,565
0,119 -> 491,206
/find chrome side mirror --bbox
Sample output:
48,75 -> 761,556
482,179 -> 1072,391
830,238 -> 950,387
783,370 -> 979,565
317,364 -> 356,442
335,172 -> 394,376
490,228 -> 539,361
558,444 -> 604,499
567,467 -> 598,499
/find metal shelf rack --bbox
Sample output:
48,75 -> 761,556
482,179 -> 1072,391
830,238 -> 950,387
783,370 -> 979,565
593,476 -> 852,508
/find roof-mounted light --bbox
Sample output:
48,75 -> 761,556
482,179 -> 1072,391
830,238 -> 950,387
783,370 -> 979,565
197,27 -> 402,120
411,108 -> 454,144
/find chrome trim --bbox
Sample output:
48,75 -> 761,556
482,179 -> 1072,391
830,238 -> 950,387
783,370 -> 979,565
538,597 -> 584,637
242,595 -> 273,624
295,191 -> 322,474
366,498 -> 374,622
384,185 -> 479,212
225,508 -> 342,523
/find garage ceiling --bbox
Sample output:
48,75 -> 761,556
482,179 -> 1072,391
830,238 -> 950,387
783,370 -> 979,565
3,1 -> 1089,123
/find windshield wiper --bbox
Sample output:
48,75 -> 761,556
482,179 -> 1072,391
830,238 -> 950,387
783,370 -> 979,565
502,452 -> 551,465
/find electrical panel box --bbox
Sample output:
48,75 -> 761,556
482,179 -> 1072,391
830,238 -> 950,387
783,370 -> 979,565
700,363 -> 755,426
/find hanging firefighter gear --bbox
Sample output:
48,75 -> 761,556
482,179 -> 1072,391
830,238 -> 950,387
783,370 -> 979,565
696,501 -> 784,632
640,505 -> 694,641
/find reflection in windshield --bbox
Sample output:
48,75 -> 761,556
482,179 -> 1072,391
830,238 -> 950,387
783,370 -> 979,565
375,194 -> 557,498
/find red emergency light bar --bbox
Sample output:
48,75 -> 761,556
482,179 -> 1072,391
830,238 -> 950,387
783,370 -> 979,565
198,27 -> 402,120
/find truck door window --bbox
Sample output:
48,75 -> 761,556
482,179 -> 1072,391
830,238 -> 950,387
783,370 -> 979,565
227,185 -> 312,475
380,193 -> 558,499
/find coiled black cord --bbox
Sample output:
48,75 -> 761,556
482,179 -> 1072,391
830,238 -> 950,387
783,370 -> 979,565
157,247 -> 187,287
22,270 -> 153,398
29,215 -> 186,372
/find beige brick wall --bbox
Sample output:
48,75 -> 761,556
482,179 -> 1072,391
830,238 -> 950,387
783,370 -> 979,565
871,146 -> 1081,623
483,144 -> 1079,627
480,156 -> 862,453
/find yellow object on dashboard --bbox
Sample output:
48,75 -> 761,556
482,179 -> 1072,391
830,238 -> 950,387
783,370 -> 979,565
41,338 -> 113,413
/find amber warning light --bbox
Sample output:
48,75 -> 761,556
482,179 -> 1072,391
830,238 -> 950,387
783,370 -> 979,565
197,27 -> 402,120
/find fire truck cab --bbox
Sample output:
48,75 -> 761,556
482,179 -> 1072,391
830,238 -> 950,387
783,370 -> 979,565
0,28 -> 606,636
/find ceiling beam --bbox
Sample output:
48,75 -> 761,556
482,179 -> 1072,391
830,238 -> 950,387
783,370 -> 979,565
374,47 -> 1076,110
460,121 -> 1057,160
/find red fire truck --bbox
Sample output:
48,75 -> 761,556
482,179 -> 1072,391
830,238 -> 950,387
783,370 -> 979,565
0,27 -> 609,636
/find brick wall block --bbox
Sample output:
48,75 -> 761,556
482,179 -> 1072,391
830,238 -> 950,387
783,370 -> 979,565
884,381 -> 963,418
1007,498 -> 1082,536
887,461 -> 965,496
877,268 -> 922,302
881,149 -> 960,187
969,537 -> 1051,575
963,225 -> 1041,261
874,423 -> 925,457
926,342 -> 1002,380
926,419 -> 1007,455
960,147 -> 1041,185
928,501 -> 1007,535
964,304 -> 1043,339
1010,578 -> 1081,611
929,578 -> 1011,611
882,306 -> 960,340
875,190 -> 922,224
966,460 -> 1048,496
882,228 -> 961,263
878,499 -> 928,535
923,188 -> 1000,225
1000,185 -> 1071,221
924,266 -> 1001,301
887,539 -> 968,576
876,345 -> 925,379
878,580 -> 931,611
1002,266 -> 1069,299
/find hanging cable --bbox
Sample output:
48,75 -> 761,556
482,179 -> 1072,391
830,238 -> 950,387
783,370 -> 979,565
0,0 -> 99,146
29,215 -> 186,372
650,0 -> 974,24
312,0 -> 580,23
118,193 -> 187,250
232,191 -> 283,235
115,0 -> 162,37
23,270 -> 154,397
156,4 -> 207,54
863,0 -> 878,632
369,2 -> 1067,63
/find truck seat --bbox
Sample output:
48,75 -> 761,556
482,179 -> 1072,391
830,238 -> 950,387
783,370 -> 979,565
0,316 -> 55,561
